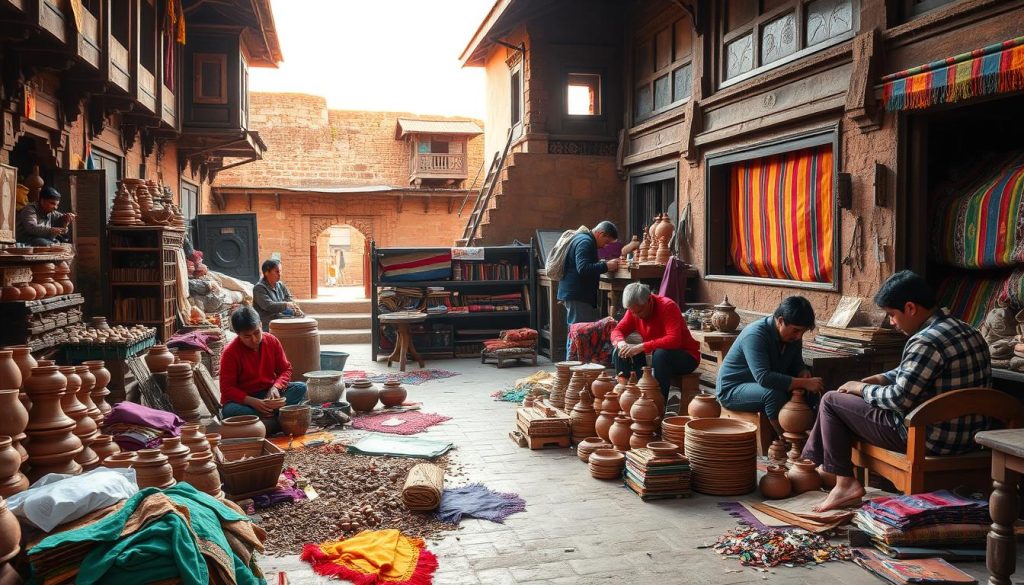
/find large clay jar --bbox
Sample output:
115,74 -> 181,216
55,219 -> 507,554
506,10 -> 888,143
0,437 -> 28,498
0,389 -> 28,463
180,424 -> 210,455
90,434 -> 120,462
5,345 -> 36,410
779,389 -> 815,434
59,366 -> 99,471
618,373 -> 642,414
165,363 -> 202,423
269,317 -> 320,382
711,296 -> 741,333
379,379 -> 407,407
54,261 -> 73,294
220,415 -> 266,440
83,361 -> 112,419
347,378 -> 379,412
279,405 -> 311,436
145,344 -> 175,373
759,465 -> 792,499
687,392 -> 721,419
590,372 -> 614,404
102,452 -> 137,469
594,389 -> 618,442
608,415 -> 633,452
183,451 -> 222,498
24,365 -> 82,480
305,370 -> 345,404
570,389 -> 598,444
133,449 -> 175,489
636,366 -> 665,421
786,459 -> 823,494
75,365 -> 102,426
160,437 -> 192,482
0,497 -> 21,563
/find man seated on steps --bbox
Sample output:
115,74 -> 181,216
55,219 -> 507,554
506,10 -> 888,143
802,270 -> 992,512
219,306 -> 307,433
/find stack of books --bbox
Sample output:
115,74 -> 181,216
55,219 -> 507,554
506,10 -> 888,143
804,325 -> 907,356
623,448 -> 690,500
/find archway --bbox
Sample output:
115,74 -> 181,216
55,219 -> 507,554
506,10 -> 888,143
309,216 -> 373,299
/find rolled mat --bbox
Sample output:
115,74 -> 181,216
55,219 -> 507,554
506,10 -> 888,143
402,463 -> 444,511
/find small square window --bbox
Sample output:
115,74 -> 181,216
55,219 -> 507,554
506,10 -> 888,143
567,73 -> 601,116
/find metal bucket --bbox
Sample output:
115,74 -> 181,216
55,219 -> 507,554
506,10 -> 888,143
320,351 -> 349,371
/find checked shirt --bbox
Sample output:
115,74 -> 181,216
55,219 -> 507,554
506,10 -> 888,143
861,310 -> 991,455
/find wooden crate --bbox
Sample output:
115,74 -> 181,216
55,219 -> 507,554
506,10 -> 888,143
510,429 -> 570,449
515,405 -> 570,437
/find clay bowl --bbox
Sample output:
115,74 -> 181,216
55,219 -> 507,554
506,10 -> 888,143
263,397 -> 287,410
685,417 -> 757,438
576,437 -> 612,463
662,415 -> 692,432
646,441 -> 679,457
588,448 -> 625,467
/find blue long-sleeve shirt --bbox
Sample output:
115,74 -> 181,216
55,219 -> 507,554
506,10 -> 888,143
717,316 -> 807,394
556,232 -> 608,306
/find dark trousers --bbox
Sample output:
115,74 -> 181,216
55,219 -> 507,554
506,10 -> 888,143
612,348 -> 698,399
801,391 -> 906,477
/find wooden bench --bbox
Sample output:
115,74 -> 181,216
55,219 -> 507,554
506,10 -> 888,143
719,406 -> 774,456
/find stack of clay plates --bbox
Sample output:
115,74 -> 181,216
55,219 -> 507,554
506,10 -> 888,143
588,448 -> 625,480
684,418 -> 757,495
660,415 -> 691,455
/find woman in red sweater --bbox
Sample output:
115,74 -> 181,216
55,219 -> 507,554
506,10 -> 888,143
610,283 -> 700,403
220,306 -> 307,428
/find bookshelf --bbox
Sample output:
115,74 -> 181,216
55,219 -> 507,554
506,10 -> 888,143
107,226 -> 184,341
370,243 -> 536,360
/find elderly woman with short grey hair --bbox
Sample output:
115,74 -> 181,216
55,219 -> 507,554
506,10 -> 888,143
610,282 -> 700,404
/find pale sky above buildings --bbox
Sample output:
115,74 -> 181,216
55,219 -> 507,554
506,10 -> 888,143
250,0 -> 492,118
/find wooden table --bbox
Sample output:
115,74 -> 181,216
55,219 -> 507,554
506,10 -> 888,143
599,264 -> 696,318
379,312 -> 426,372
536,269 -> 566,362
974,428 -> 1024,585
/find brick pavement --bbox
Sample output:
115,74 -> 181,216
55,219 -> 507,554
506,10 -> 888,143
261,344 -> 1008,584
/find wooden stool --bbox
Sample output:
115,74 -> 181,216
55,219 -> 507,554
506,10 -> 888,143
482,347 -> 538,368
379,312 -> 426,372
670,373 -> 701,413
720,406 -> 774,456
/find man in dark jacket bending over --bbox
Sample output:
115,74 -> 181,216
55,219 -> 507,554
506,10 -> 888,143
557,220 -> 619,356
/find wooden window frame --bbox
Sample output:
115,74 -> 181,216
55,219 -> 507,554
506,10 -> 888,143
632,15 -> 694,125
179,178 -> 199,222
719,0 -> 858,89
509,62 -> 524,134
629,164 -> 678,243
565,71 -> 603,117
193,53 -> 228,105
703,125 -> 841,291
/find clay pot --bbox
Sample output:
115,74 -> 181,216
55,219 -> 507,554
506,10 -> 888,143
219,415 -> 266,440
618,375 -> 641,415
786,459 -> 823,494
83,361 -> 112,419
29,282 -> 46,300
91,434 -> 120,461
183,451 -> 222,498
31,263 -> 58,298
102,452 -> 137,469
621,236 -> 640,259
5,345 -> 36,410
0,436 -> 27,498
75,365 -> 102,426
347,378 -> 380,413
588,448 -> 626,480
570,389 -> 598,444
379,379 -> 407,408
59,366 -> 99,471
165,363 -> 202,423
590,372 -> 614,403
145,344 -> 175,373
16,283 -> 36,301
180,424 -> 210,455
779,389 -> 815,434
608,415 -> 633,451
133,449 -> 175,489
268,317 -> 320,383
768,439 -> 788,463
0,389 -> 27,463
0,497 -> 21,563
647,441 -> 679,457
576,437 -> 611,463
711,296 -> 741,333
759,464 -> 792,499
206,433 -> 222,462
0,351 -> 19,391
24,365 -> 82,480
635,366 -> 665,420
54,261 -> 73,294
687,392 -> 721,419
176,350 -> 201,365
594,390 -> 617,442
160,437 -> 192,482
279,405 -> 311,436
0,286 -> 18,301
89,317 -> 111,330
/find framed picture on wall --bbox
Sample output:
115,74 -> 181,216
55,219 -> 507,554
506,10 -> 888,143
0,163 -> 16,243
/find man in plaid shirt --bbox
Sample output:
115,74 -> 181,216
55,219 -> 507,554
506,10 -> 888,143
803,271 -> 992,511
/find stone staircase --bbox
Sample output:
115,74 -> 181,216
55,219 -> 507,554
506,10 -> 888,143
299,297 -> 372,344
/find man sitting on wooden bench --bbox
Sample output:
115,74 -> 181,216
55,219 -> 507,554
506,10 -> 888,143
802,271 -> 992,512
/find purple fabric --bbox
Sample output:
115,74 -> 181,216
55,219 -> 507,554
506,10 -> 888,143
167,330 -> 220,352
103,401 -> 184,436
658,256 -> 691,311
717,501 -> 795,531
435,484 -> 526,524
598,241 -> 623,260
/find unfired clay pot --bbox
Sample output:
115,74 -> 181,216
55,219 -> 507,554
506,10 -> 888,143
759,464 -> 792,499
379,379 -> 407,408
687,393 -> 721,419
219,415 -> 266,440
787,459 -> 823,494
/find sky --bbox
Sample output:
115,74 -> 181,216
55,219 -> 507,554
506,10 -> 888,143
250,0 -> 493,118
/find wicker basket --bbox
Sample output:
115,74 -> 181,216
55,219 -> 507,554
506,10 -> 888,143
216,438 -> 285,499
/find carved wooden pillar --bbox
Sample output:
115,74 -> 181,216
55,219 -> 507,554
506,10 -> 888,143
987,452 -> 1019,585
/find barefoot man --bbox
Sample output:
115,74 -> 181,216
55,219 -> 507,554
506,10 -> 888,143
802,271 -> 992,511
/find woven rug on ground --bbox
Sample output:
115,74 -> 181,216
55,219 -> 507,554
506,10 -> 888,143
435,483 -> 527,524
717,501 -> 793,531
351,411 -> 452,435
301,529 -> 438,585
491,370 -> 553,403
344,369 -> 461,386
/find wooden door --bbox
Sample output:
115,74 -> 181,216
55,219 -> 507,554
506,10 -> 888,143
52,169 -> 108,316
195,212 -> 259,283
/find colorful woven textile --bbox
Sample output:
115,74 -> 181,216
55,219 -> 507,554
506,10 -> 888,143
351,411 -> 452,435
301,529 -> 438,585
882,36 -> 1024,111
568,316 -> 617,365
728,145 -> 834,283
863,490 -> 989,531
343,369 -> 460,386
934,151 -> 1024,269
378,251 -> 452,282
435,484 -> 526,524
936,273 -> 1005,327
1002,267 -> 1024,309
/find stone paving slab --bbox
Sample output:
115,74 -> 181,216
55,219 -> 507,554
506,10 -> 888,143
260,344 -> 1017,584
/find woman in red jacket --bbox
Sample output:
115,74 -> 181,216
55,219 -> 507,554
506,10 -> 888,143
610,282 -> 700,403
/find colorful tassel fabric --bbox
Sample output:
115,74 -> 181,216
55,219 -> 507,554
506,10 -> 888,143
301,529 -> 438,585
728,145 -> 834,283
882,37 -> 1024,111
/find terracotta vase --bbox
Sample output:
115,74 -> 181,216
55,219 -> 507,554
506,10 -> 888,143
687,392 -> 721,419
635,366 -> 665,421
0,437 -> 28,498
621,236 -> 640,260
786,459 -> 823,494
180,424 -> 211,455
618,374 -> 642,415
24,365 -> 82,480
0,389 -> 28,464
59,366 -> 99,471
176,350 -> 201,365
165,363 -> 202,423
379,379 -> 407,407
347,379 -> 379,412
0,497 -> 21,563
759,464 -> 792,499
279,405 -> 311,436
102,452 -> 137,469
84,361 -> 112,419
590,372 -> 614,403
133,449 -> 175,489
608,415 -> 633,451
629,368 -> 661,449
206,433 -> 223,462
5,345 -> 36,410
768,439 -> 788,463
779,389 -> 815,434
0,351 -> 20,392
594,389 -> 618,441
145,345 -> 175,373
183,451 -> 222,498
160,437 -> 192,482
90,434 -> 120,461
75,365 -> 103,426
220,415 -> 266,440
570,389 -> 598,444
711,296 -> 741,333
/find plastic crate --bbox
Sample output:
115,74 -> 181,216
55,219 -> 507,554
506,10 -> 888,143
62,334 -> 156,363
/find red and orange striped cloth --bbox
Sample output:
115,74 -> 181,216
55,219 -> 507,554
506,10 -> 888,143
301,529 -> 438,585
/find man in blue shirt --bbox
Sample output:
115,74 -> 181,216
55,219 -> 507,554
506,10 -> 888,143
557,221 -> 619,356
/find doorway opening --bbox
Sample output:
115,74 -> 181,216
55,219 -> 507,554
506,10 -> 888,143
314,224 -> 368,299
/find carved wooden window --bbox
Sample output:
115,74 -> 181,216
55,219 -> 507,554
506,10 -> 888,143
901,0 -> 959,20
633,14 -> 693,123
193,53 -> 228,105
721,0 -> 855,85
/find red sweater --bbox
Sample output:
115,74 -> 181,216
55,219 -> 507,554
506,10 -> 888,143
219,333 -> 293,405
610,294 -> 700,362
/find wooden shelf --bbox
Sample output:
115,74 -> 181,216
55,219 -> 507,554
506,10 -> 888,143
108,226 -> 180,342
375,279 -> 528,287
426,310 -> 530,319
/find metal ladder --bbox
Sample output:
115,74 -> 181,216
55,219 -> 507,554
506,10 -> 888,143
458,128 -> 514,246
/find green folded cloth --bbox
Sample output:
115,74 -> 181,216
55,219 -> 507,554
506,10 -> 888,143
348,433 -> 454,459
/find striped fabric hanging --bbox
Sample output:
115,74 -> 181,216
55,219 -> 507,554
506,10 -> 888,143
881,36 -> 1024,112
728,145 -> 834,283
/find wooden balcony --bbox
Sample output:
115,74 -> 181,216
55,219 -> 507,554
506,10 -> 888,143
35,0 -> 66,44
108,36 -> 130,92
0,0 -> 25,14
411,152 -> 468,181
137,65 -> 156,113
161,85 -> 176,127
75,7 -> 100,69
